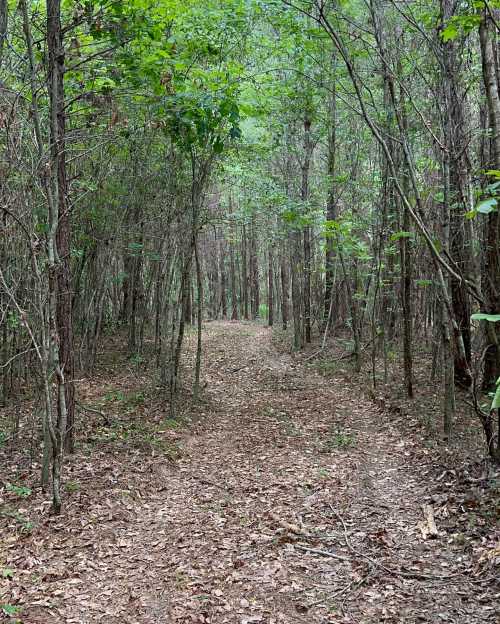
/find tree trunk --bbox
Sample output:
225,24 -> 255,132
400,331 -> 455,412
440,0 -> 472,388
219,232 -> 227,319
0,0 -> 7,65
47,0 -> 70,510
250,221 -> 259,319
47,0 -> 74,455
242,225 -> 249,320
301,117 -> 313,343
194,236 -> 203,399
479,11 -> 500,390
268,246 -> 274,327
324,68 -> 337,330
230,236 -> 238,320
280,242 -> 289,331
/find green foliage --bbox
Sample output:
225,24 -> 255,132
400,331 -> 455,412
162,418 -> 181,430
439,9 -> 482,42
324,428 -> 356,451
314,357 -> 341,376
5,483 -> 32,498
468,174 -> 500,218
64,481 -> 80,493
0,506 -> 34,533
258,303 -> 269,318
1,604 -> 21,617
95,418 -> 182,459
104,390 -> 126,403
492,378 -> 500,411
471,313 -> 500,323
390,231 -> 413,241
129,353 -> 145,367
475,198 -> 497,215
6,312 -> 19,330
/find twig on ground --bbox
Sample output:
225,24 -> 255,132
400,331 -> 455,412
294,544 -> 350,561
328,504 -> 464,582
76,401 -> 109,425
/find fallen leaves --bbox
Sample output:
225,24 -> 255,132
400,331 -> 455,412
0,322 -> 498,623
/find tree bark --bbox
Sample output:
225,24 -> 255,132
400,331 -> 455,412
479,10 -> 500,390
242,225 -> 249,320
230,235 -> 238,320
440,0 -> 472,388
219,232 -> 227,319
324,66 -> 337,330
302,117 -> 313,343
268,246 -> 274,327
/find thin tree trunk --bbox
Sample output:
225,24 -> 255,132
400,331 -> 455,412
242,225 -> 249,320
302,117 -> 313,343
47,0 -> 69,511
194,236 -> 203,399
280,242 -> 289,331
479,10 -> 500,391
440,0 -> 472,388
324,67 -> 337,330
230,236 -> 238,320
268,246 -> 274,327
219,232 -> 227,319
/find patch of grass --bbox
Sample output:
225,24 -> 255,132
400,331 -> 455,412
161,418 -> 181,430
104,389 -> 126,403
323,428 -> 356,451
129,353 -> 145,368
260,406 -> 300,436
315,358 -> 340,376
0,506 -> 34,533
103,389 -> 146,415
94,419 -> 182,459
387,349 -> 398,363
64,480 -> 80,493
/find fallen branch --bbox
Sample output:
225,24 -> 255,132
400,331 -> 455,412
294,544 -> 350,561
76,401 -> 109,425
328,504 -> 459,582
418,503 -> 439,539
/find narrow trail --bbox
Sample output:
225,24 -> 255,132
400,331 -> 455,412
8,322 -> 497,623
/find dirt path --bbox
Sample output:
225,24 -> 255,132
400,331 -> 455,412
3,322 -> 498,623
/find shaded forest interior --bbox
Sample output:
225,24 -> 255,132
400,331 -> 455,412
1,0 -> 500,622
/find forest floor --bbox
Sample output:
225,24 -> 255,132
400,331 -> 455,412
1,321 -> 499,624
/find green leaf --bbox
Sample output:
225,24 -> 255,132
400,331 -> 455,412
1,604 -> 21,616
6,483 -> 32,498
475,198 -> 497,214
471,313 -> 500,323
492,378 -> 500,410
390,230 -> 413,241
1,568 -> 13,579
441,23 -> 458,42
